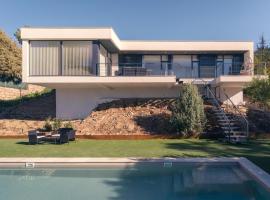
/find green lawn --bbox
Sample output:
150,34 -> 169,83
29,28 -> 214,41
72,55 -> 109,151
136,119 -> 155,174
0,139 -> 270,173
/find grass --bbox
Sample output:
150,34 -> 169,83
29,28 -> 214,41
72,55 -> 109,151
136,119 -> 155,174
0,138 -> 269,173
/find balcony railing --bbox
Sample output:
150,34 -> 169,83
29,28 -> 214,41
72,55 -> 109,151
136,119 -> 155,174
95,62 -> 255,78
29,61 -> 266,77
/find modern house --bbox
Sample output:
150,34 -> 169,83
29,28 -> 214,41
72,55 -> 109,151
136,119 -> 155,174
21,27 -> 254,119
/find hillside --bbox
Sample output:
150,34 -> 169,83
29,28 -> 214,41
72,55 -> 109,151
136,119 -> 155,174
0,95 -> 222,137
74,99 -> 175,135
0,30 -> 22,83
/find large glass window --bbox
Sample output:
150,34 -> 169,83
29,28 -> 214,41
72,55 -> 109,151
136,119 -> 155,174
29,41 -> 99,76
119,54 -> 142,67
29,41 -> 61,76
199,55 -> 217,78
232,55 -> 244,74
62,41 -> 93,75
143,55 -> 161,75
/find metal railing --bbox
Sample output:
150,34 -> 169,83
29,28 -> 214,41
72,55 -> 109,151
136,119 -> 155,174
192,79 -> 232,139
95,61 -> 250,77
29,61 -> 265,77
222,90 -> 249,138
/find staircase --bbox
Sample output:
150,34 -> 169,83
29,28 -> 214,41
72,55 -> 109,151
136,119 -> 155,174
193,79 -> 249,143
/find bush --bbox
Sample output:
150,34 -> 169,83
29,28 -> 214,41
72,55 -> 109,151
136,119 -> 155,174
244,78 -> 270,109
170,84 -> 206,135
43,117 -> 52,132
52,118 -> 62,131
64,121 -> 74,129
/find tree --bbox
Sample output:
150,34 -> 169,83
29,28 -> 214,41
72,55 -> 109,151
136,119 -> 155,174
14,28 -> 22,45
255,34 -> 270,75
257,34 -> 268,50
244,77 -> 270,109
0,29 -> 22,83
170,84 -> 206,135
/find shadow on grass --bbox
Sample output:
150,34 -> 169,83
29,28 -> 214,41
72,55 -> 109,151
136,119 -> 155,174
16,140 -> 63,145
16,141 -> 30,145
164,139 -> 270,173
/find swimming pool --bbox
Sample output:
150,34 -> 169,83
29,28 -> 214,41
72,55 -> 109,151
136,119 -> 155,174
0,158 -> 269,200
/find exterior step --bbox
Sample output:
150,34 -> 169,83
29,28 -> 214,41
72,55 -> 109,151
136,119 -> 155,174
225,135 -> 247,143
218,119 -> 236,122
221,126 -> 240,130
214,113 -> 228,116
219,122 -> 237,126
224,130 -> 246,135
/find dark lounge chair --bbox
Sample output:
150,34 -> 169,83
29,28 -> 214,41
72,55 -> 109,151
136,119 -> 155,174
51,128 -> 76,144
28,130 -> 45,145
58,128 -> 76,141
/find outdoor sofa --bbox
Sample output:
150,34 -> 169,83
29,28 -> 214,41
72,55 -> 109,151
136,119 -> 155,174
28,128 -> 76,145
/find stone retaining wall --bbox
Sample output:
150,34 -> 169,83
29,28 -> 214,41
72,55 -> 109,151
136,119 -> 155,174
0,84 -> 45,100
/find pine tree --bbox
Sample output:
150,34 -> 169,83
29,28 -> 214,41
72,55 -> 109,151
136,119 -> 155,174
0,29 -> 22,83
257,35 -> 268,50
255,35 -> 270,75
170,84 -> 206,135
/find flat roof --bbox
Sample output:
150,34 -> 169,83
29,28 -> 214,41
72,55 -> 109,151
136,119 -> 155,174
21,27 -> 254,53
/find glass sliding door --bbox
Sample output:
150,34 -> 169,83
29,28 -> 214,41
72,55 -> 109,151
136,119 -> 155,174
224,55 -> 233,75
29,41 -> 61,76
143,55 -> 161,75
232,55 -> 244,74
62,41 -> 93,76
199,55 -> 217,78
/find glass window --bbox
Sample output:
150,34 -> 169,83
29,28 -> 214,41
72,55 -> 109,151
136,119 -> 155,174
119,54 -> 142,67
29,41 -> 60,76
199,55 -> 216,78
62,41 -> 93,75
143,55 -> 161,75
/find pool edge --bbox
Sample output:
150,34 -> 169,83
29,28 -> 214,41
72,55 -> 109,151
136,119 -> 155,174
0,157 -> 269,191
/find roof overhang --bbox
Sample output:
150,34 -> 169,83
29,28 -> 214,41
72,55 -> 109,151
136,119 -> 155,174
21,27 -> 254,54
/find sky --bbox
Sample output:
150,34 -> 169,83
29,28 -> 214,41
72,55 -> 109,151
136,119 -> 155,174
0,0 -> 270,45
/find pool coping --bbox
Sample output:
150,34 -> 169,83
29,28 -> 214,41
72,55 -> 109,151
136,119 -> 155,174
0,157 -> 269,191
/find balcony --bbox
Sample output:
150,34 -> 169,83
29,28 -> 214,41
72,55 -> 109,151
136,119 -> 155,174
95,62 -> 253,78
28,60 -> 258,78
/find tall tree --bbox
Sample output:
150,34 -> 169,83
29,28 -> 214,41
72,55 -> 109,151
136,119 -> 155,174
14,28 -> 22,45
170,84 -> 206,135
257,34 -> 268,50
254,34 -> 270,75
0,29 -> 22,83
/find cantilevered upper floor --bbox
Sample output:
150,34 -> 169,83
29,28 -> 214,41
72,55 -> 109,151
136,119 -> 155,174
21,27 -> 254,87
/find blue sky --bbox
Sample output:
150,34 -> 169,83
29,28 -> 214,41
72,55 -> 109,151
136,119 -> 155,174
0,0 -> 269,44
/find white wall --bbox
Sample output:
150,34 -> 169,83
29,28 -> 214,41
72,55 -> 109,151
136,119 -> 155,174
56,86 -> 181,119
218,86 -> 244,105
56,84 -> 246,119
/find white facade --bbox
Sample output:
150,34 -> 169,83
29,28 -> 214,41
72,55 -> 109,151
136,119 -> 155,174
21,27 -> 255,119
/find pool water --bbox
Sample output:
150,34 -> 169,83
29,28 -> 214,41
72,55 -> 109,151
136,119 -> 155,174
0,163 -> 269,200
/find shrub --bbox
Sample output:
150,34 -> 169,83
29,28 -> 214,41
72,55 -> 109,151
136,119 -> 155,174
170,84 -> 206,135
52,118 -> 62,131
244,77 -> 270,109
64,121 -> 74,129
43,117 -> 52,132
